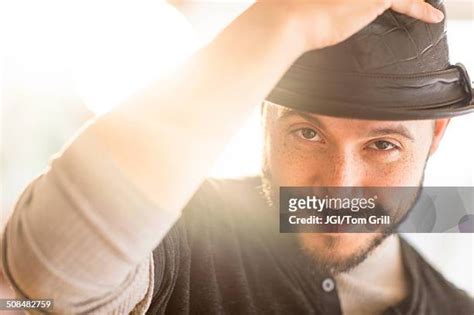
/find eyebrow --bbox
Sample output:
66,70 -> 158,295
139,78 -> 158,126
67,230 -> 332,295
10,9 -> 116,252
367,126 -> 414,140
279,110 -> 327,129
278,109 -> 415,140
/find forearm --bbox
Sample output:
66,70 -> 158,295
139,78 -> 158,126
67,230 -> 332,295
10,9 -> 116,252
91,3 -> 304,213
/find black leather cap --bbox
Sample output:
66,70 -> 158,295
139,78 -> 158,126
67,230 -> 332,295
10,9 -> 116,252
266,0 -> 474,120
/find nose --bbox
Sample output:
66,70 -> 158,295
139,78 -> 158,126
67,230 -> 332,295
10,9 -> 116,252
320,151 -> 362,187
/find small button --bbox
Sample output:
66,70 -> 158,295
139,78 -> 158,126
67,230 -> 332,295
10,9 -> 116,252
322,278 -> 335,292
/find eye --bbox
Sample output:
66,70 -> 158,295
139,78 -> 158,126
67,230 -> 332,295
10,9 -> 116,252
368,140 -> 399,151
295,128 -> 323,142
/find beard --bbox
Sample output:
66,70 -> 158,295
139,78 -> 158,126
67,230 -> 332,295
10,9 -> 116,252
260,157 -> 426,274
298,229 -> 392,274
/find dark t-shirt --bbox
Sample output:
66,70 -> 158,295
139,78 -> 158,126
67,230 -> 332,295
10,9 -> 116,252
147,177 -> 474,314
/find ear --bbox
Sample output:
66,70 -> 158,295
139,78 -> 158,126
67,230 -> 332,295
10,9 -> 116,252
429,119 -> 450,156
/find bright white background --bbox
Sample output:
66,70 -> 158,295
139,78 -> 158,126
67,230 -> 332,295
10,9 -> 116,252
2,0 -> 473,297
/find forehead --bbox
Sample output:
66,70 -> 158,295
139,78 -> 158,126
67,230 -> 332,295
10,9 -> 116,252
264,102 -> 432,140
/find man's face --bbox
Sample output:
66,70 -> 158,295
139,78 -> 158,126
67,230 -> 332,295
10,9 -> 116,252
261,102 -> 449,273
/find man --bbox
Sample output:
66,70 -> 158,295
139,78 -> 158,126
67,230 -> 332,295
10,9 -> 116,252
2,0 -> 473,314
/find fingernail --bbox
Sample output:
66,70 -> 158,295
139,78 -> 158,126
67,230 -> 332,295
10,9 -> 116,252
434,10 -> 444,22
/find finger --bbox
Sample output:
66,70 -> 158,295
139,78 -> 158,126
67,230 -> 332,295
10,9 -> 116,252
390,0 -> 444,23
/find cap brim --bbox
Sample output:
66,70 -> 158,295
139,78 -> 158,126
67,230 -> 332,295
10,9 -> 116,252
266,88 -> 474,121
266,64 -> 474,121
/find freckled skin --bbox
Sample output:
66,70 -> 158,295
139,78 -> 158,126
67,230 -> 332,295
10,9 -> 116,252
261,102 -> 449,272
